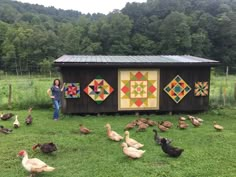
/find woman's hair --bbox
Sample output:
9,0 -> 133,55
53,79 -> 61,87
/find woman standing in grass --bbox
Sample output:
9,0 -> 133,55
47,79 -> 65,121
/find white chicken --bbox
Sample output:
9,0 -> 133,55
13,115 -> 20,128
17,150 -> 55,177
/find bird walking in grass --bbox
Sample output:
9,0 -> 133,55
17,150 -> 55,177
13,115 -> 20,128
160,138 -> 184,157
213,121 -> 224,131
121,142 -> 145,159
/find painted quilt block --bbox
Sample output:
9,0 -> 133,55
64,83 -> 80,98
84,76 -> 114,104
164,75 -> 191,103
194,82 -> 208,96
119,70 -> 159,110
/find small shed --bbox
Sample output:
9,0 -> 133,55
54,55 -> 219,114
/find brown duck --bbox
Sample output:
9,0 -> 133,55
32,142 -> 57,153
25,108 -> 33,125
160,121 -> 173,128
0,113 -> 14,121
79,124 -> 91,134
157,122 -> 169,132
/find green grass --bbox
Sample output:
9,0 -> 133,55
0,108 -> 236,177
0,74 -> 235,109
0,76 -> 53,109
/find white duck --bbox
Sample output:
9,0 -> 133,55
17,150 -> 55,177
13,115 -> 20,128
125,131 -> 144,149
105,123 -> 123,141
121,142 -> 145,159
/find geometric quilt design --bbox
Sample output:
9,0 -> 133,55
164,75 -> 191,103
119,70 -> 159,110
84,75 -> 114,104
194,81 -> 208,96
64,83 -> 80,98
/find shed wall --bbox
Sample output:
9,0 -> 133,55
60,66 -> 211,113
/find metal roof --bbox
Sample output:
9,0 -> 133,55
54,55 -> 219,67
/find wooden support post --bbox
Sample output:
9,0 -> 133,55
135,112 -> 139,117
8,84 -> 12,109
169,111 -> 172,116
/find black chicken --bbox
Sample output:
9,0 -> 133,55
160,138 -> 184,157
0,113 -> 14,121
0,125 -> 13,134
32,142 -> 57,153
153,129 -> 172,145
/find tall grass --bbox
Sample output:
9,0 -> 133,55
0,76 -> 53,109
210,75 -> 236,108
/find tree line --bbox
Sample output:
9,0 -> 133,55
0,0 -> 235,74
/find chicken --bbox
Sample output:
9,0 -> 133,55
0,125 -> 12,134
79,124 -> 91,134
13,115 -> 20,128
160,138 -> 184,158
17,150 -> 55,177
25,108 -> 33,125
125,131 -> 144,149
121,142 -> 145,159
32,143 -> 57,154
105,123 -> 123,141
213,121 -> 224,131
0,113 -> 14,120
153,129 -> 172,145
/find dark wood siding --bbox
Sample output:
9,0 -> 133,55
60,66 -> 211,113
61,67 -> 118,113
159,66 -> 210,111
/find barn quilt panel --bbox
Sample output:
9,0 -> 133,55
164,75 -> 191,103
118,70 -> 159,110
194,82 -> 208,96
64,83 -> 80,98
84,76 -> 114,104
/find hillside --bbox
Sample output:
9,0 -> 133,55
0,0 -> 235,74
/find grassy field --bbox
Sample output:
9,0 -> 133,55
0,74 -> 235,109
0,107 -> 236,177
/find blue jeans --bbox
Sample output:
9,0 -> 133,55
52,99 -> 60,119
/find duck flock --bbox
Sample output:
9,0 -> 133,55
0,110 -> 224,177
